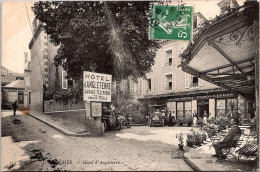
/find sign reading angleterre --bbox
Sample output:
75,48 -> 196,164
150,4 -> 193,40
83,71 -> 112,102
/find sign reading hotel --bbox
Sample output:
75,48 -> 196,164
149,4 -> 193,40
83,71 -> 112,102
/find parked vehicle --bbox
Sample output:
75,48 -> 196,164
101,107 -> 122,132
148,105 -> 165,127
118,113 -> 132,128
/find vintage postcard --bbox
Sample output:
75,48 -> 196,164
1,0 -> 259,171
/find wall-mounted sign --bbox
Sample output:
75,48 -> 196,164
83,71 -> 112,102
168,93 -> 237,102
90,102 -> 102,118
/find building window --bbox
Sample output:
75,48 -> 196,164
44,42 -> 48,45
45,62 -> 48,65
29,92 -> 31,104
166,74 -> 172,90
44,48 -> 48,52
68,80 -> 74,89
193,16 -> 197,29
62,71 -> 68,89
18,91 -> 24,104
147,79 -> 152,91
192,76 -> 198,87
44,55 -> 48,59
45,68 -> 48,72
44,36 -> 48,39
44,81 -> 48,85
165,50 -> 172,66
45,74 -> 48,78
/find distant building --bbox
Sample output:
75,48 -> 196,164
2,80 -> 25,109
217,0 -> 239,13
1,66 -> 24,86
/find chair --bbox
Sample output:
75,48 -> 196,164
216,134 -> 241,163
236,137 -> 258,164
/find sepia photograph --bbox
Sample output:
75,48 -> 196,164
1,0 -> 259,171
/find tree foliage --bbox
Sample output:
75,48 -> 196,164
32,1 -> 160,80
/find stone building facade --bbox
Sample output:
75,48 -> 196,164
118,11 -> 253,120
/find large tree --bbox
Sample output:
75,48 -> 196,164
32,1 -> 160,80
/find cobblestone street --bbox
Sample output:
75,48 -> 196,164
1,110 -> 193,171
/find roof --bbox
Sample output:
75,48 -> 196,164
4,80 -> 24,89
180,2 -> 258,96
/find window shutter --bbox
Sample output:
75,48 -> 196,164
138,78 -> 141,94
172,73 -> 176,90
151,77 -> 155,92
62,71 -> 68,89
161,76 -> 165,91
161,51 -> 165,68
185,73 -> 189,89
134,82 -> 137,95
142,78 -> 146,94
171,48 -> 175,65
199,78 -> 204,87
129,79 -> 133,94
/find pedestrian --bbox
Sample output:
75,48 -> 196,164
12,100 -> 18,115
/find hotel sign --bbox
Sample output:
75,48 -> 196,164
83,71 -> 112,102
168,93 -> 237,101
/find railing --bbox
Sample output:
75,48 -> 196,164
165,86 -> 172,90
165,62 -> 173,67
190,83 -> 198,87
44,100 -> 85,113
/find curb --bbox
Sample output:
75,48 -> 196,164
26,113 -> 90,137
183,155 -> 201,171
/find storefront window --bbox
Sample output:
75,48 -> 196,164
216,99 -> 225,116
177,102 -> 184,119
185,101 -> 192,118
227,98 -> 238,117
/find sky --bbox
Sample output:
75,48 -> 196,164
1,0 -> 245,73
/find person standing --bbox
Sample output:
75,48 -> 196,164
12,100 -> 18,115
203,111 -> 208,124
192,110 -> 198,126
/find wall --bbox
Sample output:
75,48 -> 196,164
30,29 -> 45,113
44,100 -> 85,112
44,110 -> 86,130
119,40 -> 220,100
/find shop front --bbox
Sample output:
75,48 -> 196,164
166,92 -> 241,120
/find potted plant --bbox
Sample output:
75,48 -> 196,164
190,129 -> 202,146
186,133 -> 194,147
177,118 -> 184,126
197,117 -> 204,126
186,117 -> 193,126
176,133 -> 184,151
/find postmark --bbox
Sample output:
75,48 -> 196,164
149,4 -> 193,40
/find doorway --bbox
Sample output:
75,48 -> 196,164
197,99 -> 209,118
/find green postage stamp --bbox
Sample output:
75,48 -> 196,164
149,4 -> 193,41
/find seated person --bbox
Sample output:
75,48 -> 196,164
212,118 -> 241,159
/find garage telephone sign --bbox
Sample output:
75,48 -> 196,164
83,71 -> 112,102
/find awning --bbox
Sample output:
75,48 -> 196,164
180,2 -> 258,97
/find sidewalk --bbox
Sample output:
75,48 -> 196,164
24,111 -> 90,137
183,139 -> 258,171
